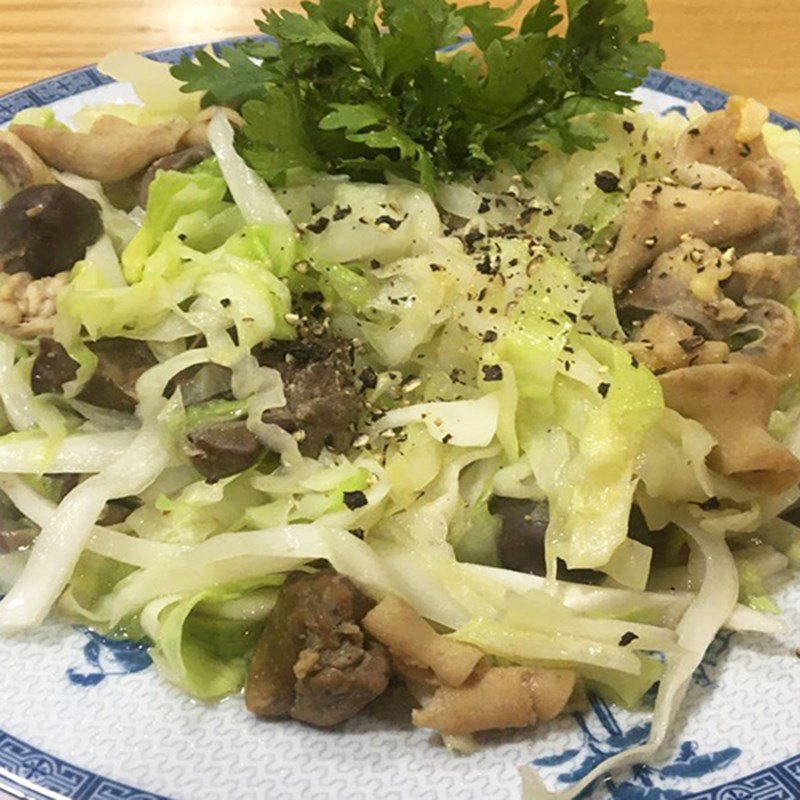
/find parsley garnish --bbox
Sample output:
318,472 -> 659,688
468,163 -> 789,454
172,0 -> 663,191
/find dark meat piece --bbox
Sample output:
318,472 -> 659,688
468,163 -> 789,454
31,337 -> 156,413
255,336 -> 361,457
246,570 -> 391,727
138,144 -> 212,208
187,421 -> 264,481
488,496 -> 604,585
30,337 -> 79,395
0,183 -> 102,277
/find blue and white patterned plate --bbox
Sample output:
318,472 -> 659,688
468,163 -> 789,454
1,43 -> 799,800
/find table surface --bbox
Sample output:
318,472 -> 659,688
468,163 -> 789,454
0,0 -> 798,120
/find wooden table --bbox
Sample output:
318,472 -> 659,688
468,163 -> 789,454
0,0 -> 798,119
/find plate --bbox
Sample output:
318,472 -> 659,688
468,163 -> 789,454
1,42 -> 799,800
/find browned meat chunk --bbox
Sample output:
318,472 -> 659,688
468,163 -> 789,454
626,313 -> 729,374
31,337 -> 156,413
673,99 -> 800,258
660,362 -> 800,493
11,116 -> 189,183
729,300 -> 800,382
673,99 -> 770,177
725,252 -> 800,302
256,336 -> 361,457
246,570 -> 390,727
0,131 -> 54,192
733,158 -> 800,256
186,421 -> 263,481
411,666 -> 576,735
622,239 -> 744,339
604,182 -> 779,291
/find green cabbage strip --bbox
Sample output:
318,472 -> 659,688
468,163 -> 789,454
140,577 -> 283,700
0,348 -> 209,632
521,516 -> 739,800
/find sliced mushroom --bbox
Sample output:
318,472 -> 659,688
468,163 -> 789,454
0,131 -> 54,191
660,362 -> 800,493
604,183 -> 779,291
0,184 -> 103,277
411,666 -> 576,735
362,595 -> 483,688
729,300 -> 800,382
725,252 -> 800,302
626,312 -> 729,374
11,116 -> 190,183
622,239 -> 745,339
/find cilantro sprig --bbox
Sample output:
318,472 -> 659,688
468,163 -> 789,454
172,0 -> 663,191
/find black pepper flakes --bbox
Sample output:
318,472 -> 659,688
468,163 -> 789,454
594,171 -> 621,193
442,433 -> 453,445
622,120 -> 635,133
476,255 -> 495,275
619,631 -> 639,647
464,229 -> 486,251
482,364 -> 504,382
306,217 -> 330,234
358,366 -> 378,390
332,204 -> 352,221
375,214 -> 403,230
482,330 -> 498,343
349,527 -> 365,539
343,490 -> 368,510
572,223 -> 592,239
597,382 -> 611,398
478,197 -> 491,214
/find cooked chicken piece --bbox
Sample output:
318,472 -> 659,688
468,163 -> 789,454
674,98 -> 770,177
11,116 -> 190,183
0,272 -> 68,338
0,131 -> 54,191
622,239 -> 744,338
363,595 -> 483,688
660,362 -> 800,494
627,313 -> 729,374
729,300 -> 800,383
411,666 -> 576,735
604,183 -> 779,291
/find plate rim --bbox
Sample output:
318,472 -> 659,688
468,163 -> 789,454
0,37 -> 799,800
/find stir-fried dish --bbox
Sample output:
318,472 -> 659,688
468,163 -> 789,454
1,1 -> 799,796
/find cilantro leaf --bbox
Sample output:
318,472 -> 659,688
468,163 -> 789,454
171,0 -> 664,189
